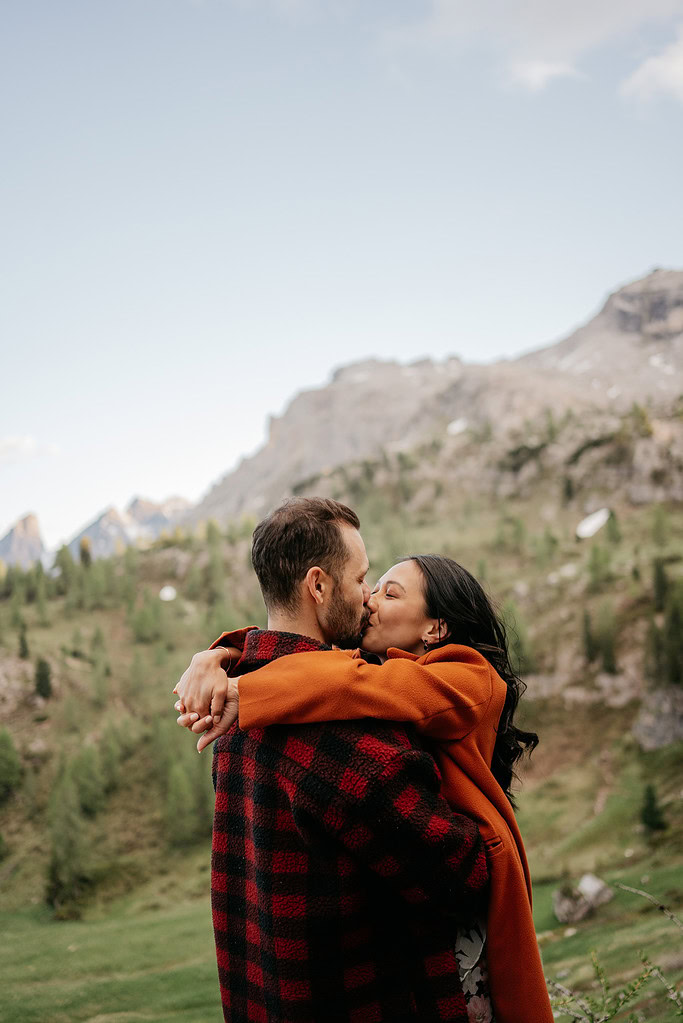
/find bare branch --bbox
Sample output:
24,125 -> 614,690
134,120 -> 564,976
615,882 -> 683,932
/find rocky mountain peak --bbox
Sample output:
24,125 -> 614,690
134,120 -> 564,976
0,513 -> 46,569
600,268 -> 683,340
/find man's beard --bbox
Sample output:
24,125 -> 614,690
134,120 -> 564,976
321,585 -> 369,648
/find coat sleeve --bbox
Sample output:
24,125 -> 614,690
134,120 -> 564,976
238,646 -> 493,742
291,738 -> 489,921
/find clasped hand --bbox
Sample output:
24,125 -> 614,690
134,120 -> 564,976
172,646 -> 242,752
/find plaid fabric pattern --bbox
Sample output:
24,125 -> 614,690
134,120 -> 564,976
211,630 -> 489,1023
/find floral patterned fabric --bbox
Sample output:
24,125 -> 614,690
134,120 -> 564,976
455,919 -> 495,1023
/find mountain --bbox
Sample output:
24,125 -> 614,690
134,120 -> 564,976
0,513 -> 45,569
66,496 -> 190,561
518,268 -> 683,404
184,269 -> 683,528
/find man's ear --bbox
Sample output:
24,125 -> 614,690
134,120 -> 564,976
304,566 -> 330,605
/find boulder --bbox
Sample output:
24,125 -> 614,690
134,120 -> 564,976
552,874 -> 613,924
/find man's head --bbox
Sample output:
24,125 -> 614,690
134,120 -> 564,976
251,497 -> 370,647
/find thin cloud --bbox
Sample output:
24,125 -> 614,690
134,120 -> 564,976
0,436 -> 61,464
382,0 -> 683,92
621,23 -> 683,102
509,60 -> 583,91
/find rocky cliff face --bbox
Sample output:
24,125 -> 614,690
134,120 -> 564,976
185,269 -> 683,528
518,268 -> 683,407
0,514 -> 45,570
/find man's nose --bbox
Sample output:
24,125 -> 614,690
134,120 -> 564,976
362,583 -> 372,606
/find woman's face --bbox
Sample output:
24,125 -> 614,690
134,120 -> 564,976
361,559 -> 442,657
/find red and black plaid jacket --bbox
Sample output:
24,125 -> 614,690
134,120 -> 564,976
211,629 -> 489,1023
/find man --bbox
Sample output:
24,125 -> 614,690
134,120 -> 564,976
175,497 -> 488,1022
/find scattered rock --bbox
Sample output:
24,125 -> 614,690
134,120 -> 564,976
632,687 -> 683,750
552,874 -> 613,923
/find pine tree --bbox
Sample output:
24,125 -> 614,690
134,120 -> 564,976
644,618 -> 665,685
46,762 -> 91,917
652,505 -> 668,548
70,627 -> 84,658
72,746 -> 106,817
663,586 -> 683,685
606,511 -> 621,545
206,519 -> 223,549
54,544 -> 77,595
34,566 -> 50,626
653,559 -> 668,613
100,725 -> 122,794
35,658 -> 52,699
582,610 -> 598,663
183,561 -> 202,601
502,599 -> 535,674
596,603 -> 618,675
79,536 -> 92,568
165,763 -> 197,847
641,783 -> 667,833
90,626 -> 106,656
0,728 -> 22,804
91,657 -> 109,708
587,544 -> 611,592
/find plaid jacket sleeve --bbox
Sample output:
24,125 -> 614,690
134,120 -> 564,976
290,732 -> 489,922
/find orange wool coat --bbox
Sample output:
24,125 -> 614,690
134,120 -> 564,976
209,630 -> 553,1023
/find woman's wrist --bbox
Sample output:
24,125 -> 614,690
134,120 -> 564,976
214,645 -> 241,674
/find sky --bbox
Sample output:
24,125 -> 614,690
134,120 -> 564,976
2,0 -> 682,550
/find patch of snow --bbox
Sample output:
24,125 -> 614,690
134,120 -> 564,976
559,562 -> 578,579
446,418 -> 468,437
576,508 -> 610,539
649,353 -> 675,376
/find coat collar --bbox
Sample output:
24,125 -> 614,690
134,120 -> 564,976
239,629 -> 332,673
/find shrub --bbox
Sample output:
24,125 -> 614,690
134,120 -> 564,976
46,762 -> 91,917
0,729 -> 22,804
641,783 -> 667,833
502,599 -> 535,674
644,618 -> 665,685
595,603 -> 618,675
587,544 -> 611,592
35,658 -> 52,699
165,763 -> 198,848
663,584 -> 683,685
652,558 -> 668,612
73,746 -> 107,817
582,610 -> 598,663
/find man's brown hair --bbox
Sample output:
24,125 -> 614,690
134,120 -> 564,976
251,497 -> 360,612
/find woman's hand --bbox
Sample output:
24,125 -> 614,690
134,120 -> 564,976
175,676 -> 241,752
172,645 -> 241,721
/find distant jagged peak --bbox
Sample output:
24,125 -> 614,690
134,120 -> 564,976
10,512 -> 42,539
126,495 -> 191,522
0,512 -> 45,568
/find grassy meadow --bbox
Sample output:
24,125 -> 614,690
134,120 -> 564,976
1,479 -> 682,1021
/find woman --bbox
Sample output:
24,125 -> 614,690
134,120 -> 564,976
175,555 -> 553,1023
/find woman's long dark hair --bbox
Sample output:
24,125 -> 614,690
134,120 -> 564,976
403,554 -> 538,808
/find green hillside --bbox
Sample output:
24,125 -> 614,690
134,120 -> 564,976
1,457 -> 682,1020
